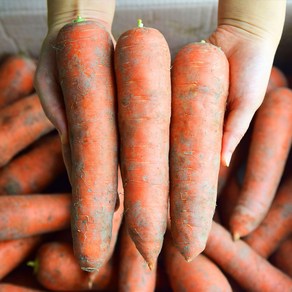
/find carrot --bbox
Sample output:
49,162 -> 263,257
118,224 -> 157,292
56,19 -> 118,272
204,221 -> 292,291
217,175 -> 240,228
0,134 -> 65,195
170,41 -> 229,261
0,284 -> 42,292
164,235 -> 232,292
0,55 -> 36,109
115,19 -> 171,267
0,236 -> 41,280
266,66 -> 288,94
270,237 -> 292,277
230,87 -> 292,238
0,194 -> 71,240
0,94 -> 54,167
244,177 -> 292,257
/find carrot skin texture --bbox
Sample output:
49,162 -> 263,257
266,66 -> 288,94
118,225 -> 157,292
0,94 -> 54,167
164,236 -> 232,292
56,21 -> 118,271
115,26 -> 171,265
0,134 -> 65,195
230,88 -> 292,237
271,237 -> 292,277
170,42 -> 229,260
0,236 -> 41,280
0,284 -> 42,292
0,55 -> 36,108
0,194 -> 71,240
205,222 -> 292,292
244,177 -> 292,258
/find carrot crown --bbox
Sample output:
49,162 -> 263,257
73,15 -> 85,23
27,259 -> 39,274
137,19 -> 144,28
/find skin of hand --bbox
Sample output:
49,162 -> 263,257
207,0 -> 286,167
34,0 -> 116,181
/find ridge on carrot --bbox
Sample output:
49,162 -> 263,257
56,20 -> 118,272
115,19 -> 171,267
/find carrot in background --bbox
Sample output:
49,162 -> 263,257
266,66 -> 288,94
0,94 -> 54,167
0,236 -> 41,280
230,87 -> 292,238
244,177 -> 292,258
56,20 -> 118,272
270,237 -> 292,278
115,19 -> 171,267
204,221 -> 292,291
170,41 -> 229,261
118,224 -> 157,292
0,134 -> 65,195
0,55 -> 36,109
0,194 -> 71,240
164,234 -> 232,292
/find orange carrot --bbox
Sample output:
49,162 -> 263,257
204,221 -> 292,291
115,19 -> 171,267
0,236 -> 41,280
244,177 -> 292,258
266,66 -> 288,94
164,234 -> 232,292
271,237 -> 292,278
118,224 -> 157,292
0,55 -> 36,108
217,175 -> 240,228
230,88 -> 292,238
56,19 -> 118,272
0,94 -> 54,167
170,42 -> 229,261
0,284 -> 42,292
0,134 -> 65,195
0,194 -> 71,240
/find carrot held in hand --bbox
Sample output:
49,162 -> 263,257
56,19 -> 118,272
0,194 -> 71,240
0,55 -> 36,109
0,94 -> 54,167
115,19 -> 171,267
230,87 -> 292,239
204,221 -> 292,292
0,134 -> 65,195
164,233 -> 232,292
244,176 -> 292,258
170,41 -> 229,261
0,236 -> 41,280
118,224 -> 157,292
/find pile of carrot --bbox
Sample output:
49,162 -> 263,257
0,19 -> 291,291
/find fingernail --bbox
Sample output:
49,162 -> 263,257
224,151 -> 232,167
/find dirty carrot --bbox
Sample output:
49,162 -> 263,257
230,87 -> 292,238
170,41 -> 229,261
164,234 -> 232,292
204,221 -> 292,292
0,55 -> 36,109
0,93 -> 54,167
56,19 -> 118,271
115,19 -> 171,267
0,134 -> 65,195
244,177 -> 292,258
0,194 -> 71,240
270,236 -> 292,278
0,236 -> 41,279
266,66 -> 288,94
118,224 -> 157,292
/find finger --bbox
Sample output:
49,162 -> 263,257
221,46 -> 274,166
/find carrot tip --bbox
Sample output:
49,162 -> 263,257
233,232 -> 241,241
